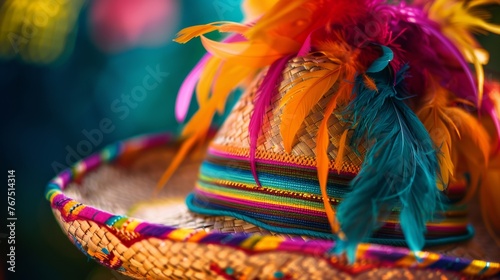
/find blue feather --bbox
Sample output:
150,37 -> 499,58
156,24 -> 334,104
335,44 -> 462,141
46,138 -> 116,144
335,63 -> 440,263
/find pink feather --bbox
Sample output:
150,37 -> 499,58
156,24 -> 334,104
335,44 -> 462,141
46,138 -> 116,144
175,53 -> 210,122
248,55 -> 292,186
298,33 -> 311,56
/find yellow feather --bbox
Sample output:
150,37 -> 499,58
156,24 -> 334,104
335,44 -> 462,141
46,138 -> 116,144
334,129 -> 349,173
316,94 -> 342,237
280,69 -> 341,152
427,0 -> 500,106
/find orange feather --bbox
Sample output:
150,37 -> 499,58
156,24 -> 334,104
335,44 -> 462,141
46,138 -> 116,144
417,92 -> 456,191
363,74 -> 377,92
196,56 -> 222,105
200,36 -> 300,68
280,68 -> 341,152
174,22 -> 249,44
316,94 -> 342,236
448,107 -> 491,202
155,132 -> 201,193
211,61 -> 256,114
245,0 -> 309,40
480,154 -> 500,246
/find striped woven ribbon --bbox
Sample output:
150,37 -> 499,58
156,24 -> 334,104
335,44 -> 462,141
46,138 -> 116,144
188,146 -> 473,246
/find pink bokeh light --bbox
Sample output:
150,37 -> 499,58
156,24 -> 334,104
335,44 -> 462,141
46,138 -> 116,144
89,0 -> 179,53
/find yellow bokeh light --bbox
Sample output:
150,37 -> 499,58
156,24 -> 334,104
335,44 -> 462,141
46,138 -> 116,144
0,0 -> 85,64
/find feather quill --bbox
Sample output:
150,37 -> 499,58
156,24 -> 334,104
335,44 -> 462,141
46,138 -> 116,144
335,65 -> 440,263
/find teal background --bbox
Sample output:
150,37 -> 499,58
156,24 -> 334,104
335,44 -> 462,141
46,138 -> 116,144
0,2 -> 498,280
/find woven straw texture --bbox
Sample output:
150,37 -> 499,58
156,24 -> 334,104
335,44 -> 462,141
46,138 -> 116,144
212,54 -> 364,174
54,145 -> 499,279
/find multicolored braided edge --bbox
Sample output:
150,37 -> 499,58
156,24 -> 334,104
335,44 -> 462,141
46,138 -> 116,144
46,133 -> 500,278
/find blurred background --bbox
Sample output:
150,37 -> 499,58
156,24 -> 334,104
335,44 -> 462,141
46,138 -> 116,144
0,0 -> 242,279
0,1 -> 498,280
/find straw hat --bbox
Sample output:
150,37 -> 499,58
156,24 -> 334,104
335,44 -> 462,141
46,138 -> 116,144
47,0 -> 500,279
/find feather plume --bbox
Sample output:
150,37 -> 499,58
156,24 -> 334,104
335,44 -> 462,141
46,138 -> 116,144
244,0 -> 310,40
249,55 -> 291,186
316,82 -> 353,237
212,60 -> 256,114
176,53 -> 210,122
280,67 -> 341,153
427,0 -> 500,106
196,56 -> 223,106
335,65 -> 440,263
477,81 -> 500,245
447,106 -> 490,203
279,41 -> 362,153
200,36 -> 300,68
174,22 -> 249,44
317,95 -> 343,236
246,0 -> 370,43
155,131 -> 203,193
483,80 -> 500,153
362,74 -> 377,92
298,34 -> 312,56
242,0 -> 279,21
480,154 -> 500,246
176,34 -> 247,123
417,86 -> 457,191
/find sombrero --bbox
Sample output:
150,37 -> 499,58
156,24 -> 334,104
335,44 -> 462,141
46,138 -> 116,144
47,0 -> 500,279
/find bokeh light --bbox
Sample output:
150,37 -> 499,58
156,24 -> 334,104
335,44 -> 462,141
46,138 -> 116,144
0,0 -> 84,64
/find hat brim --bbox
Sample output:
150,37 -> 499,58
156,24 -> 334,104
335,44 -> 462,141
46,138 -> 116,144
47,133 -> 500,279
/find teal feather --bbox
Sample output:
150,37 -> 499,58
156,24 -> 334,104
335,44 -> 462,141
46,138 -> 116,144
366,45 -> 393,73
335,64 -> 440,263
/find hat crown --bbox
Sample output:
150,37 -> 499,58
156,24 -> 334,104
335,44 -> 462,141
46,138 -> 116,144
189,52 -> 470,243
212,53 -> 364,173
